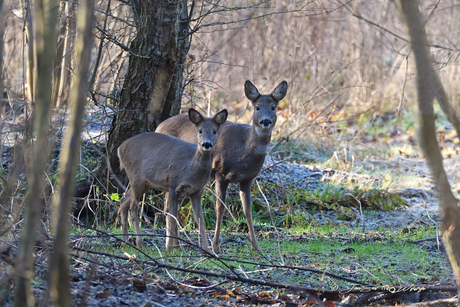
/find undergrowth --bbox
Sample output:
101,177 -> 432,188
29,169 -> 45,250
73,220 -> 446,291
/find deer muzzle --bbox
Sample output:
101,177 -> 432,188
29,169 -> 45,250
202,142 -> 213,151
259,119 -> 273,128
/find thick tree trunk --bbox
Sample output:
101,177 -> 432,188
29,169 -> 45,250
104,0 -> 191,185
48,0 -> 94,305
398,0 -> 460,300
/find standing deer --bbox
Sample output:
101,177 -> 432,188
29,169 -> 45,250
156,80 -> 288,253
118,108 -> 228,252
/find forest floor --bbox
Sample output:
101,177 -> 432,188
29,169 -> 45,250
2,105 -> 460,306
55,151 -> 458,307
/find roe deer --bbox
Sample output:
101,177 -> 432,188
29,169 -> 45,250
118,108 -> 228,252
156,80 -> 288,253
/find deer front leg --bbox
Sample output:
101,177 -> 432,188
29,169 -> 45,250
165,189 -> 179,252
119,190 -> 131,244
240,180 -> 262,253
213,173 -> 228,253
190,193 -> 210,252
129,189 -> 143,247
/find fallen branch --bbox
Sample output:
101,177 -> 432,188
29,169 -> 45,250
72,246 -> 458,296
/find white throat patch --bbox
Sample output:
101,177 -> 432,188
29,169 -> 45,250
255,126 -> 272,138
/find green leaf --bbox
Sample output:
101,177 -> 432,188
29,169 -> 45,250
110,193 -> 120,202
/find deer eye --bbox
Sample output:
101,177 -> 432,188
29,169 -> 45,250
255,106 -> 260,111
271,106 -> 276,111
213,130 -> 217,134
198,130 -> 202,134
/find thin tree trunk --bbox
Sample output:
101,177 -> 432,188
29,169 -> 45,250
51,0 -> 74,108
51,1 -> 67,108
0,0 -> 5,106
398,0 -> 460,300
14,0 -> 59,305
25,1 -> 35,104
49,0 -> 94,304
88,0 -> 110,103
60,2 -> 75,107
103,0 -> 191,184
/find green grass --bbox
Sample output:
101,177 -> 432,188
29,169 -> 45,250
73,219 -> 447,291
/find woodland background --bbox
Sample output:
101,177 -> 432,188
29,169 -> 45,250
1,0 -> 460,306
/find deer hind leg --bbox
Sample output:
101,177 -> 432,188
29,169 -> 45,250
213,173 -> 228,253
240,180 -> 262,253
165,189 -> 179,252
190,193 -> 210,253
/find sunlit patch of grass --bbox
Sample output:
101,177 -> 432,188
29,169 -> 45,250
285,222 -> 437,242
249,181 -> 409,228
72,211 -> 447,293
270,106 -> 440,195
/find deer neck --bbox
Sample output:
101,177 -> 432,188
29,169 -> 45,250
247,124 -> 272,155
193,148 -> 214,170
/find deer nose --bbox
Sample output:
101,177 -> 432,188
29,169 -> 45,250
202,142 -> 213,150
259,119 -> 272,128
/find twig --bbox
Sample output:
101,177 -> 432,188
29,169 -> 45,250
255,180 -> 284,265
204,186 -> 237,223
72,247 -> 457,295
337,0 -> 459,53
93,5 -> 135,27
71,221 -> 241,276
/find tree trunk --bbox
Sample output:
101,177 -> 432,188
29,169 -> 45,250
104,0 -> 191,185
51,0 -> 75,108
0,0 -> 5,105
14,0 -> 59,305
398,0 -> 460,301
25,1 -> 35,104
48,0 -> 94,305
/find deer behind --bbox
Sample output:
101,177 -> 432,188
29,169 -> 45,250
156,80 -> 288,253
118,108 -> 228,252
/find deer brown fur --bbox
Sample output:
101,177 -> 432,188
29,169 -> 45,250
156,81 -> 288,253
118,108 -> 228,252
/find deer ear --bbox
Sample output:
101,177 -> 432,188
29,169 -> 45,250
189,108 -> 204,125
244,80 -> 260,102
213,109 -> 228,126
272,81 -> 288,101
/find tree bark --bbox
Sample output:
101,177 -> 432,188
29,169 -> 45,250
0,0 -> 5,113
398,0 -> 460,300
0,0 -> 4,101
51,0 -> 75,108
25,1 -> 35,104
48,0 -> 94,305
14,0 -> 59,305
104,0 -> 191,185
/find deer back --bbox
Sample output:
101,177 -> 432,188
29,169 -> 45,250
119,109 -> 227,195
156,113 -> 199,144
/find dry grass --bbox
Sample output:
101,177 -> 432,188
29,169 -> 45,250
2,1 -> 460,136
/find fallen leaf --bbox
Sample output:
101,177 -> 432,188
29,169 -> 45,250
132,278 -> 147,292
95,289 -> 112,298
